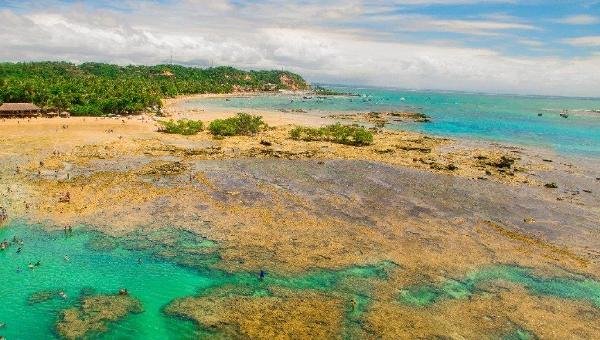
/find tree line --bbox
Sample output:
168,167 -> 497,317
0,62 -> 308,116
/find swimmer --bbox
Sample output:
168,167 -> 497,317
58,291 -> 68,300
64,255 -> 70,262
28,262 -> 34,270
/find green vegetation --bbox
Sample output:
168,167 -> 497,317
208,113 -> 267,136
290,123 -> 374,146
311,85 -> 356,96
0,62 -> 308,116
311,85 -> 344,96
158,119 -> 203,135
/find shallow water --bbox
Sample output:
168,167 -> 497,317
3,221 -> 599,339
399,264 -> 600,308
0,222 -> 393,339
187,86 -> 600,157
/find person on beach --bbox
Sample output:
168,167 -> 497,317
259,270 -> 266,280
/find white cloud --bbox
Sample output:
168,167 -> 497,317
400,17 -> 537,35
563,36 -> 600,47
556,15 -> 600,25
0,1 -> 599,97
517,39 -> 544,47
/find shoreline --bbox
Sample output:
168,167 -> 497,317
164,92 -> 600,165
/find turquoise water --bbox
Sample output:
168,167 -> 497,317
189,86 -> 600,157
0,222 -> 393,339
2,222 -> 600,338
399,264 -> 600,308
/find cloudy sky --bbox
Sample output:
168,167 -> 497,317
1,0 -> 600,97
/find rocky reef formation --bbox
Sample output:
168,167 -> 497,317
166,290 -> 344,339
55,293 -> 142,339
327,111 -> 431,127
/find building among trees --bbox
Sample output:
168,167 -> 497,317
0,103 -> 41,117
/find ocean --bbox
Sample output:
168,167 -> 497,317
188,86 -> 600,157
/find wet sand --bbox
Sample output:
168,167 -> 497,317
1,103 -> 599,338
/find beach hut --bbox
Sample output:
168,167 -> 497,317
0,103 -> 42,117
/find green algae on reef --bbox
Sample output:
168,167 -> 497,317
87,227 -> 221,271
399,265 -> 600,308
56,293 -> 143,339
28,290 -> 64,305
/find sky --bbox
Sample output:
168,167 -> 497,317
1,0 -> 600,97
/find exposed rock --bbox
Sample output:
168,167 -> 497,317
58,192 -> 71,203
327,111 -> 431,126
489,155 -> 516,169
56,293 -> 142,340
138,161 -> 188,176
165,291 -> 343,339
0,207 -> 7,224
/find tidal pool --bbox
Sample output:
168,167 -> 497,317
399,264 -> 600,308
0,221 -> 393,339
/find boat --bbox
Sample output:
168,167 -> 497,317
560,109 -> 569,118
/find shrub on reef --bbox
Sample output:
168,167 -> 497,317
208,113 -> 267,136
158,119 -> 203,135
290,123 -> 374,146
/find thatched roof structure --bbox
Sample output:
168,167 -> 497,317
0,103 -> 41,111
0,103 -> 41,117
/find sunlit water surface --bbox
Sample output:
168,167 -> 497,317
186,86 -> 600,157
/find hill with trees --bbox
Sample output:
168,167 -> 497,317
0,62 -> 308,116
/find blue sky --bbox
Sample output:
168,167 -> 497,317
1,0 -> 599,96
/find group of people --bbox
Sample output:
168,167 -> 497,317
27,261 -> 41,270
1,236 -> 24,253
0,235 -> 23,251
